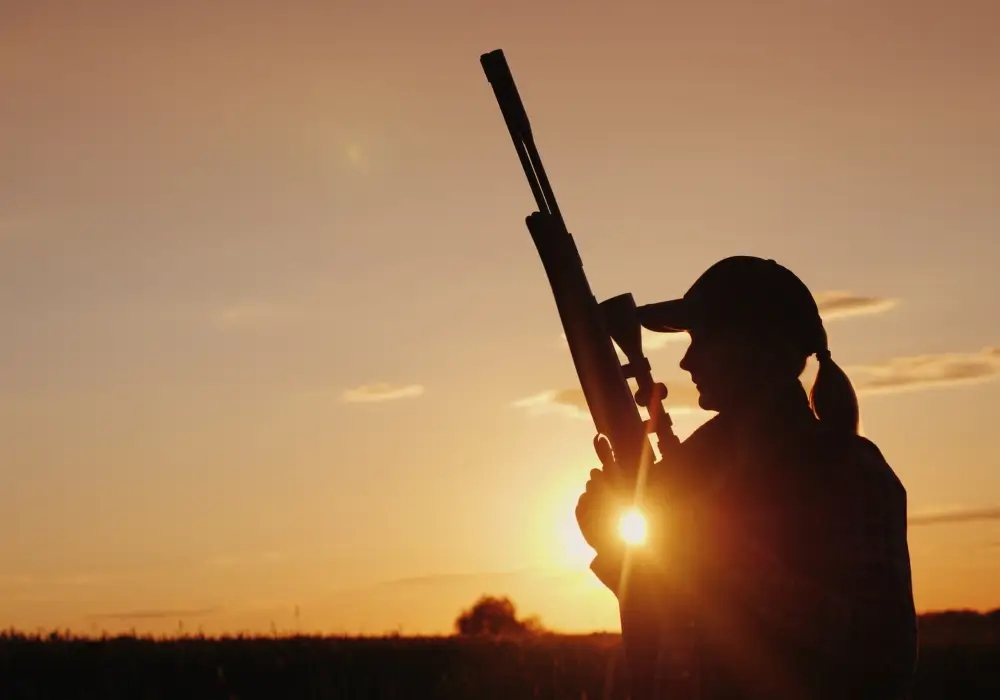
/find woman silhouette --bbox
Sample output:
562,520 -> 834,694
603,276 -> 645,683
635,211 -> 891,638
576,256 -> 918,700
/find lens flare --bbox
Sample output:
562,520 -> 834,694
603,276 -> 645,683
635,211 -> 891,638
619,508 -> 647,546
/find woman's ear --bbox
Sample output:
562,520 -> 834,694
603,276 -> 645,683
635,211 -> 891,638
746,330 -> 804,379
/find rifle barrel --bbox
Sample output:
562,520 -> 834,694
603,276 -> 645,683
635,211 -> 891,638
480,49 -> 565,230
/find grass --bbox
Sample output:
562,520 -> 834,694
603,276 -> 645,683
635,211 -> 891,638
1,628 -> 998,699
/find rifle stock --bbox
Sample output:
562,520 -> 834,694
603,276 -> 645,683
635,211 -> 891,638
480,48 -> 688,699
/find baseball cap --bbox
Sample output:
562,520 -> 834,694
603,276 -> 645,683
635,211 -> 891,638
637,256 -> 827,356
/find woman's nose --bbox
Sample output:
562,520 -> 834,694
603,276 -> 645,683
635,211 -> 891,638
679,344 -> 693,372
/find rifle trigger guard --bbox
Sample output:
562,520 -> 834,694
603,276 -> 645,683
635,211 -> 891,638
593,434 -> 616,469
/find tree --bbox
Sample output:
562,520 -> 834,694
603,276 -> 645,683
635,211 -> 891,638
454,595 -> 544,637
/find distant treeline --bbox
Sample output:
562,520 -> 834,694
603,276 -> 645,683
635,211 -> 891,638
916,609 -> 1000,645
1,608 -> 999,644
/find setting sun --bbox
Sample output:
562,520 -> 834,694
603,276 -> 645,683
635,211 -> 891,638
619,508 -> 648,546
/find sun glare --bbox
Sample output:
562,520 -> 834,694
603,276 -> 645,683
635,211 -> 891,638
346,143 -> 364,165
619,508 -> 648,546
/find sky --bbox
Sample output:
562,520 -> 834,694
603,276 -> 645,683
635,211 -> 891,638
1,0 -> 999,637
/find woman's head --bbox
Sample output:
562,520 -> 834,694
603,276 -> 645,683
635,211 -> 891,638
638,256 -> 859,433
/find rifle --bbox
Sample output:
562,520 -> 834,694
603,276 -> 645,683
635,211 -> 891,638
479,49 -> 691,698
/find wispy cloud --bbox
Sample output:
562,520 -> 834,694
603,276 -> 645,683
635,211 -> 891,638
814,291 -> 898,320
514,347 -> 1000,420
511,389 -> 593,420
0,573 -> 35,587
636,328 -> 686,350
210,302 -> 300,330
849,347 -> 1000,395
908,506 -> 1000,527
0,571 -> 110,588
512,382 -> 703,420
341,382 -> 425,403
558,291 -> 897,353
204,551 -> 286,569
559,328 -> 687,352
378,568 -> 550,588
85,608 -> 220,622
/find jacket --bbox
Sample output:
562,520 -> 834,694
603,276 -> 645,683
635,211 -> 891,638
590,384 -> 918,700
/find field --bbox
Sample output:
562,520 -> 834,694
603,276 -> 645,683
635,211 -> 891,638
2,612 -> 999,700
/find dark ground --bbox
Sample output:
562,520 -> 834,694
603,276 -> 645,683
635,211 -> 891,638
1,612 -> 998,699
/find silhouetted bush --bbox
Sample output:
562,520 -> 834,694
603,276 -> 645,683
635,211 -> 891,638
454,595 -> 544,638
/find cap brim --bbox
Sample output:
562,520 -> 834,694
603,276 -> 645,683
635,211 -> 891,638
637,299 -> 692,333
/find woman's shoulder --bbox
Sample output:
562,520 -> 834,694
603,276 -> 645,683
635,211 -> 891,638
849,434 -> 906,490
679,413 -> 727,452
809,427 -> 907,500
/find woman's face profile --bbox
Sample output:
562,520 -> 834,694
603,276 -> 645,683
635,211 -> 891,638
680,324 -> 797,413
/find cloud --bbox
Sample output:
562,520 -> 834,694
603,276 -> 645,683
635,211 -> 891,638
514,347 -> 1000,422
558,328 -> 687,353
849,347 -> 1000,395
908,506 -> 1000,527
85,607 -> 220,622
512,381 -> 704,420
210,302 -> 299,330
557,291 -> 897,353
639,328 -> 686,350
814,291 -> 898,320
378,568 -> 548,588
0,571 -> 110,588
341,382 -> 425,403
323,568 -> 587,602
511,389 -> 593,419
204,551 -> 285,569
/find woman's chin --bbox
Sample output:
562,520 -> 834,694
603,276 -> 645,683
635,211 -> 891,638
697,393 -> 719,412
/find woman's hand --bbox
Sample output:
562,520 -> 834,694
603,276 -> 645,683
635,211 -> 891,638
575,467 -> 626,555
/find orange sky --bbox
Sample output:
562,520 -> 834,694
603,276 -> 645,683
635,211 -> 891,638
2,0 -> 999,637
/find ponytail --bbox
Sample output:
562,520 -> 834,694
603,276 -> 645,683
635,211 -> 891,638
809,347 -> 860,434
